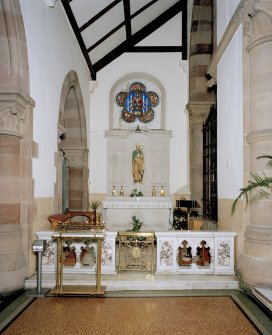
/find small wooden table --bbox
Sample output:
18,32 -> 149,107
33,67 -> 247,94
48,231 -> 105,296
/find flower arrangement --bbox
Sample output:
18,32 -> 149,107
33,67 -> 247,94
130,188 -> 143,198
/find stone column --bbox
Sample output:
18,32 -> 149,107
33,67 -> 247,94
187,102 -> 210,209
188,0 -> 215,210
238,2 -> 272,288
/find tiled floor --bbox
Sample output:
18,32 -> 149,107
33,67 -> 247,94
1,289 -> 272,335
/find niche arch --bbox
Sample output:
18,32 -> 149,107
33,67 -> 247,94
109,72 -> 166,130
54,70 -> 88,212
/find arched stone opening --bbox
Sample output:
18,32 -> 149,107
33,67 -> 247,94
54,71 -> 88,213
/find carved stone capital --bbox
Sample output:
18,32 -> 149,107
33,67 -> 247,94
244,2 -> 272,49
0,91 -> 34,138
61,147 -> 89,167
187,102 -> 211,124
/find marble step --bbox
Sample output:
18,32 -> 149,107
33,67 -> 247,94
25,272 -> 239,291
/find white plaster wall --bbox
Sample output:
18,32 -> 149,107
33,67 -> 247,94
217,25 -> 243,199
90,52 -> 188,195
216,0 -> 241,43
20,0 -> 90,197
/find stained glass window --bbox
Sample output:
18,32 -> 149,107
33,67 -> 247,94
116,82 -> 159,123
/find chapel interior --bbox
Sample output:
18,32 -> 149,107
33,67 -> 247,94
1,0 -> 272,333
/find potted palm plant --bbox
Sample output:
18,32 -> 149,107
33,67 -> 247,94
89,200 -> 101,223
232,155 -> 272,214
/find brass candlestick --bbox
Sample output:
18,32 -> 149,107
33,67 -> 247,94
160,186 -> 164,197
112,186 -> 116,196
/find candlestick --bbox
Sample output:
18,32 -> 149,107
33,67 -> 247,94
119,186 -> 124,196
160,186 -> 164,197
112,186 -> 116,196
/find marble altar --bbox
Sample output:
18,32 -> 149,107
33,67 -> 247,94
103,196 -> 173,231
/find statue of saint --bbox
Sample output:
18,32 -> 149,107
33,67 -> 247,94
132,144 -> 144,183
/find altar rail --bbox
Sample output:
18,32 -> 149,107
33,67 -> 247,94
156,231 -> 236,274
36,231 -> 117,274
36,231 -> 236,276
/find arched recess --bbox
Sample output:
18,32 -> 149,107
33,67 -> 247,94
110,72 -> 166,130
54,71 -> 88,213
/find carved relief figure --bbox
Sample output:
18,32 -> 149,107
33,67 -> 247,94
132,144 -> 144,183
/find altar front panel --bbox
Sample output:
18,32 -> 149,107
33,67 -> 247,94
36,230 -> 236,277
103,197 -> 172,231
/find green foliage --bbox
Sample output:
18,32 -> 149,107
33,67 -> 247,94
130,215 -> 143,231
231,155 -> 272,214
172,208 -> 188,230
89,200 -> 101,210
130,189 -> 143,197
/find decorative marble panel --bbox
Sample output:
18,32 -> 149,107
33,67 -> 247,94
36,231 -> 117,274
214,237 -> 235,273
156,231 -> 236,274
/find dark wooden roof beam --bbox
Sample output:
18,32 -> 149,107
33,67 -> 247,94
93,1 -> 184,73
127,46 -> 183,52
86,21 -> 125,53
123,0 -> 132,39
79,0 -> 122,32
181,1 -> 187,60
60,0 -> 96,79
131,0 -> 159,20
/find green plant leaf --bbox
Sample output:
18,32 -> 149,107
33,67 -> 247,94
89,200 -> 101,210
231,158 -> 272,214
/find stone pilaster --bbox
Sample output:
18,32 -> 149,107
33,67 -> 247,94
0,91 -> 35,292
0,0 -> 35,293
237,1 -> 272,288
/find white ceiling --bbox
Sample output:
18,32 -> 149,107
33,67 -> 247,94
61,0 -> 187,79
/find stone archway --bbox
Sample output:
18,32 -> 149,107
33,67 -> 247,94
0,0 -> 35,293
54,71 -> 88,213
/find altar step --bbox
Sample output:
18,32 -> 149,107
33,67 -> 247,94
25,273 -> 239,292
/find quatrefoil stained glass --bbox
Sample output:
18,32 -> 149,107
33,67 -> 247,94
116,82 -> 159,123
